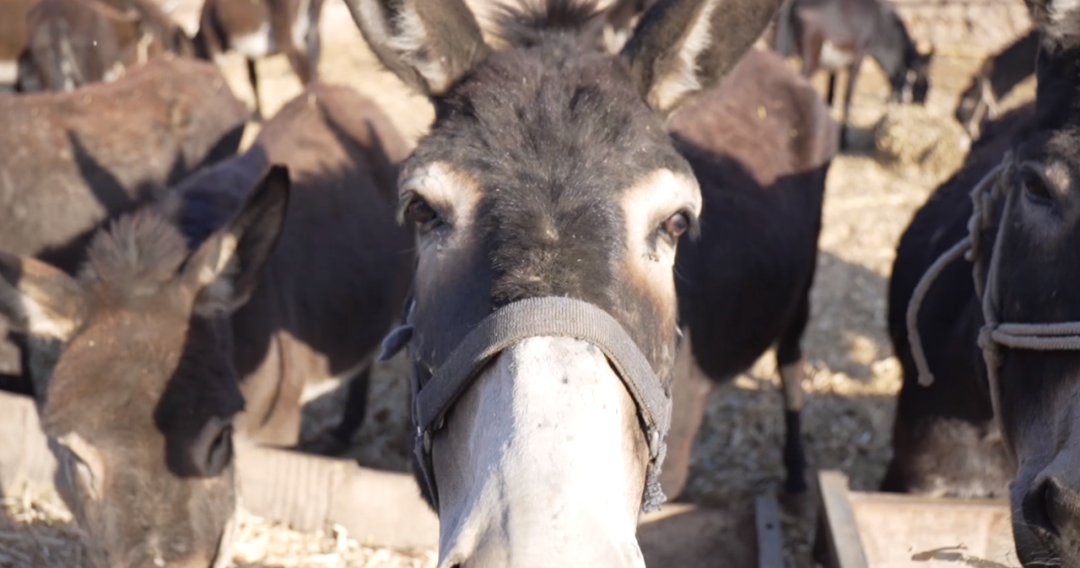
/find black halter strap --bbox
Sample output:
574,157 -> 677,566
382,296 -> 672,513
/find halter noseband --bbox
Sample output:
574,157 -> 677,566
907,159 -> 1080,457
381,296 -> 673,513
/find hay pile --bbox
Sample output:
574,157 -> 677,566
0,489 -> 435,568
870,104 -> 969,182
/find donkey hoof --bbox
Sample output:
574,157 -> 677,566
784,475 -> 809,495
779,486 -> 813,518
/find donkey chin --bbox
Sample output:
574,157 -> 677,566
55,455 -> 240,568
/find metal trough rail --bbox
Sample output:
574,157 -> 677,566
813,470 -> 1021,568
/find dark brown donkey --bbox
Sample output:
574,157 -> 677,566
887,0 -> 1080,563
166,82 -> 413,447
0,0 -> 36,91
662,47 -> 835,499
345,0 -> 781,564
954,29 -> 1039,143
24,0 -> 195,91
884,104 -> 1031,502
193,0 -> 324,119
773,0 -> 932,148
0,55 -> 246,392
0,83 -> 411,567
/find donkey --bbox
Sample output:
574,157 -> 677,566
24,0 -> 195,91
0,174 -> 287,568
0,0 -> 36,91
886,0 -> 1080,561
954,29 -> 1039,143
0,82 -> 411,567
345,0 -> 781,564
0,55 -> 246,390
773,0 -> 932,148
884,104 -> 1032,501
193,0 -> 324,119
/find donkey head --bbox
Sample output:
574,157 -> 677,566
982,2 -> 1080,564
0,168 -> 289,568
345,0 -> 778,565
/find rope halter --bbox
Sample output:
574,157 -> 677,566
907,159 -> 1080,443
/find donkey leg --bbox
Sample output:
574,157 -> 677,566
825,72 -> 837,107
329,365 -> 371,450
776,288 -> 811,494
285,46 -> 315,85
659,327 -> 713,501
798,31 -> 823,93
246,57 -> 263,121
16,50 -> 41,93
839,57 -> 863,151
304,9 -> 322,84
305,39 -> 320,84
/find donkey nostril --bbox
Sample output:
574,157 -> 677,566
1023,478 -> 1080,540
1022,480 -> 1058,537
1042,478 -> 1080,540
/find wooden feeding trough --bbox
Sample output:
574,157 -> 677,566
814,470 -> 1021,568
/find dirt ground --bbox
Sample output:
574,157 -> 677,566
1,2 -> 1039,567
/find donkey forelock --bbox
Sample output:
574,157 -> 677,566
80,211 -> 191,304
490,0 -> 609,48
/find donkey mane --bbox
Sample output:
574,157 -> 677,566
492,0 -> 606,48
81,209 -> 190,301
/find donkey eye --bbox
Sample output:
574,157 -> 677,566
61,447 -> 100,500
1021,168 -> 1053,204
73,457 -> 97,498
662,213 -> 690,239
405,198 -> 440,229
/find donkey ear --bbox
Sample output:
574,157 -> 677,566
183,165 -> 290,318
603,0 -> 650,53
0,252 -> 87,341
342,0 -> 491,97
621,0 -> 782,116
1028,0 -> 1080,50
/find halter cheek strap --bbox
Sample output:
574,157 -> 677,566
381,296 -> 673,513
